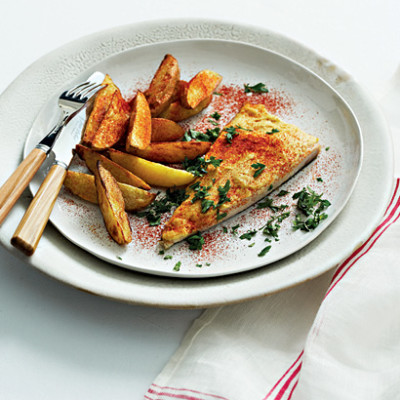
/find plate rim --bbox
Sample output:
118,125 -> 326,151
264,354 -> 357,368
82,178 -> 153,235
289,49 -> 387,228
0,18 -> 393,308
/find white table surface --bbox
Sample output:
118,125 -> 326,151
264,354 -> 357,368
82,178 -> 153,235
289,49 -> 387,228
1,1 -> 398,398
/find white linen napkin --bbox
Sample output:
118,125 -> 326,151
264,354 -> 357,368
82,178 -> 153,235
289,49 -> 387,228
145,70 -> 400,400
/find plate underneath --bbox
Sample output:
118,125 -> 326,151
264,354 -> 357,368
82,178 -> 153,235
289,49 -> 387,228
0,20 -> 392,307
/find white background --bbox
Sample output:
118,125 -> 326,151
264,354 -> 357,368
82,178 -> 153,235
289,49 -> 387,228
0,1 -> 399,399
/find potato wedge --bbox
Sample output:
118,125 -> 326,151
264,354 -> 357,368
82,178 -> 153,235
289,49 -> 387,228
126,91 -> 152,152
125,141 -> 211,163
145,54 -> 180,117
181,70 -> 222,109
95,161 -> 132,245
171,80 -> 188,103
107,148 -> 195,187
91,90 -> 131,150
158,96 -> 212,122
82,74 -> 118,145
75,144 -> 150,190
151,118 -> 185,142
64,171 -> 156,210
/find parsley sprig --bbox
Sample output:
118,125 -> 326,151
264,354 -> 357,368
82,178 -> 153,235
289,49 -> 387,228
183,128 -> 221,142
257,197 -> 288,213
292,187 -> 331,231
136,188 -> 188,226
244,83 -> 269,93
239,230 -> 257,240
186,233 -> 205,250
261,212 -> 291,241
251,162 -> 266,178
183,156 -> 222,177
224,126 -> 241,144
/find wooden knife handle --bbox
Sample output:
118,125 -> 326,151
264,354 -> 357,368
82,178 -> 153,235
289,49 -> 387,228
0,147 -> 47,225
11,163 -> 67,256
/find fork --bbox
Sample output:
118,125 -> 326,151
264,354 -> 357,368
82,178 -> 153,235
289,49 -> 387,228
0,71 -> 105,226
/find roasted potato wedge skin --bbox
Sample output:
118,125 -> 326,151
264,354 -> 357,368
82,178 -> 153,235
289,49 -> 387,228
107,148 -> 195,187
125,141 -> 211,163
145,54 -> 180,117
75,144 -> 151,190
151,118 -> 185,142
64,171 -> 156,210
82,74 -> 117,146
181,70 -> 222,109
158,96 -> 212,122
91,90 -> 131,151
126,91 -> 152,152
95,161 -> 132,245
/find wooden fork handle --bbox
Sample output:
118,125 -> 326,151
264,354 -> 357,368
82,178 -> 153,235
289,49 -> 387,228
11,163 -> 67,256
0,147 -> 48,226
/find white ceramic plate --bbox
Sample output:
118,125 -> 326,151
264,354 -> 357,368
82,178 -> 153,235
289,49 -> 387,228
25,39 -> 362,278
0,20 -> 393,306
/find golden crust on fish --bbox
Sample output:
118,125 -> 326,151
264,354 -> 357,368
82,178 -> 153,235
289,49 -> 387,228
161,103 -> 320,248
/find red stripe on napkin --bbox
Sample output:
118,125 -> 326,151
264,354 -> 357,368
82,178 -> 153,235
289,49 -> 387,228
274,362 -> 302,400
263,351 -> 303,399
147,383 -> 230,400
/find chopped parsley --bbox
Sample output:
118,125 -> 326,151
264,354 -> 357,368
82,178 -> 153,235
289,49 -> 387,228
183,129 -> 213,142
136,188 -> 188,226
258,245 -> 272,257
317,177 -> 323,182
251,162 -> 266,178
244,83 -> 269,93
325,147 -> 330,151
261,212 -> 291,241
216,209 -> 228,220
213,92 -> 222,96
191,183 -> 211,204
164,255 -> 173,260
248,243 -> 256,248
266,128 -> 279,135
173,261 -> 181,271
210,112 -> 221,120
257,197 -> 288,213
116,256 -> 122,260
206,262 -> 211,266
183,156 -> 222,177
190,180 -> 230,217
205,127 -> 221,141
222,226 -> 228,233
239,230 -> 257,240
208,119 -> 219,126
158,250 -> 165,255
231,224 -> 240,235
224,126 -> 241,144
277,190 -> 289,197
196,264 -> 203,268
292,187 -> 331,231
216,180 -> 231,207
201,199 -> 215,213
186,233 -> 205,250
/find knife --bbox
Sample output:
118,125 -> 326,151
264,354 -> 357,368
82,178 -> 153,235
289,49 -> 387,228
11,106 -> 95,256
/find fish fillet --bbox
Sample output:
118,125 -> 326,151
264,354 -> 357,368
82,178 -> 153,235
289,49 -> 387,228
162,103 -> 320,248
